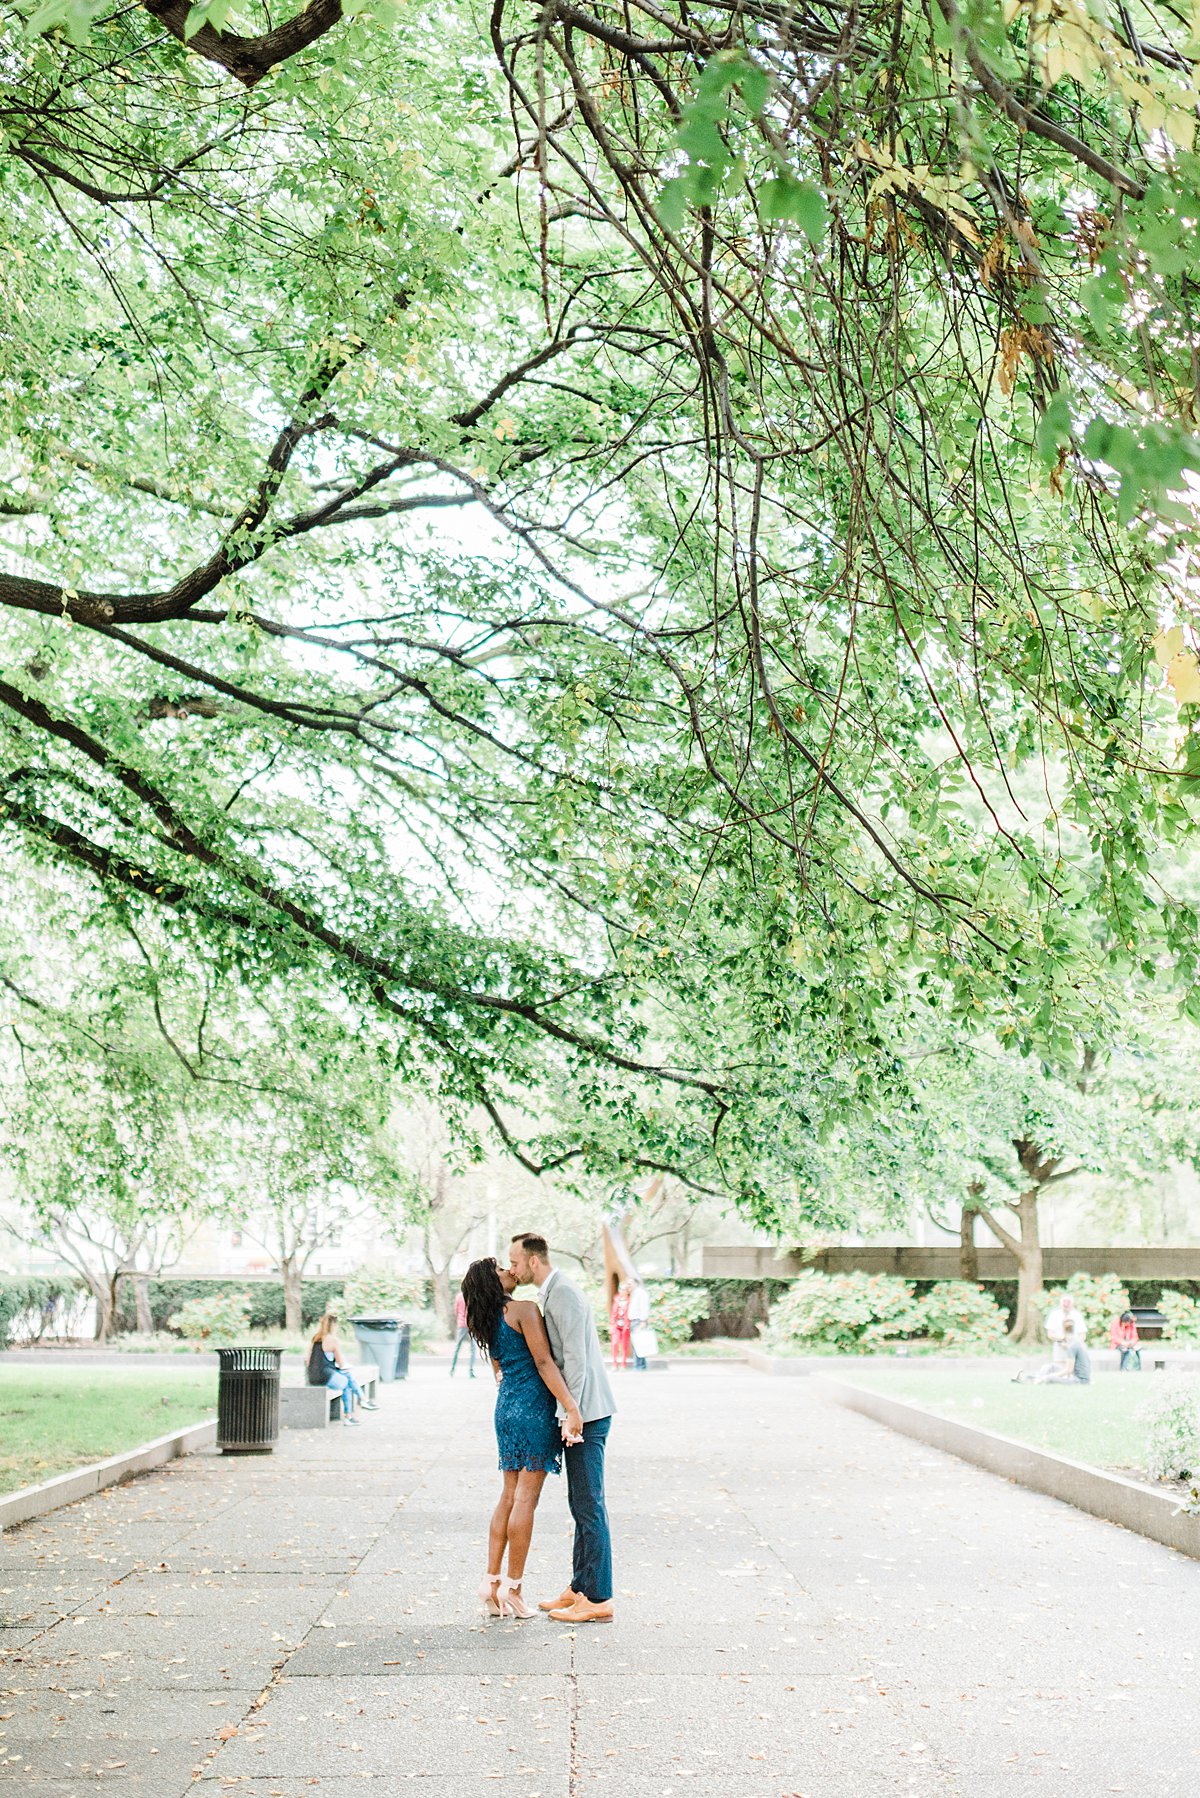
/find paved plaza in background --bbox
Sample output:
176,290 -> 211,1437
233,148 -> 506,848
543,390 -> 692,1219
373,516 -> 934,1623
1,1363 -> 1198,1796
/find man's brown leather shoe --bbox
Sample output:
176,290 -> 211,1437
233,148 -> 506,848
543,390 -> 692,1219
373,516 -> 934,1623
547,1596 -> 613,1624
539,1586 -> 578,1613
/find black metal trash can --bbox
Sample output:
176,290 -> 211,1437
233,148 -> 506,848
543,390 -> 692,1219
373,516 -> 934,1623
216,1346 -> 282,1453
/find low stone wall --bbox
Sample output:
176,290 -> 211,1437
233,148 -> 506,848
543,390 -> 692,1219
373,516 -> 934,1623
0,1419 -> 216,1532
812,1375 -> 1200,1561
703,1244 -> 1200,1280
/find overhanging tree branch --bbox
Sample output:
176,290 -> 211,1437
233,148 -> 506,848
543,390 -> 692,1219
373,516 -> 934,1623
141,0 -> 345,87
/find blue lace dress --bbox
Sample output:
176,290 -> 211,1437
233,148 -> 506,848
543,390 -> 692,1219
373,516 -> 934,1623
492,1315 -> 562,1475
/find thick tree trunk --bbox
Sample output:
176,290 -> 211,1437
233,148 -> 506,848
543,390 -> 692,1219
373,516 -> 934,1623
975,1182 -> 1046,1346
430,1263 -> 453,1334
132,1274 -> 154,1335
281,1256 -> 303,1334
91,1273 -> 117,1341
959,1184 -> 982,1281
1008,1189 -> 1045,1344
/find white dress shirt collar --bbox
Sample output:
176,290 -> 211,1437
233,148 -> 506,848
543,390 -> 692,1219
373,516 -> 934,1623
536,1267 -> 558,1304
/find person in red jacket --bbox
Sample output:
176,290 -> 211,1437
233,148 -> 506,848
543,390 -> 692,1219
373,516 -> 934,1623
609,1282 -> 632,1372
1109,1309 -> 1141,1372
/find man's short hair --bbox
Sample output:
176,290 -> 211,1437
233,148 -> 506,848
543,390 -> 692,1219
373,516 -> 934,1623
512,1232 -> 549,1260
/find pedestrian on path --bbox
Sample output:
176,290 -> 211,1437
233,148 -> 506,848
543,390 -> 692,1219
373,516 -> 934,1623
450,1288 -> 476,1378
307,1310 -> 377,1424
509,1231 -> 616,1624
610,1281 -> 632,1371
462,1257 -> 583,1621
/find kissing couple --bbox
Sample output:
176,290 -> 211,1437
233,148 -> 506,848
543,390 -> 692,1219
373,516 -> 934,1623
460,1232 -> 615,1625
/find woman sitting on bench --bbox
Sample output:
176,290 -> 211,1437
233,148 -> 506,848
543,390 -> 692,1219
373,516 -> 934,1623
307,1310 -> 376,1425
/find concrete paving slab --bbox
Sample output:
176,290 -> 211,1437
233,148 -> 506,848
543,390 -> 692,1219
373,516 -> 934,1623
284,1621 -> 575,1677
5,1610 -> 299,1688
92,1568 -> 340,1619
211,1672 -> 571,1783
0,1677 -> 259,1791
0,1577 -> 106,1629
192,1785 -> 562,1797
0,1770 -> 202,1797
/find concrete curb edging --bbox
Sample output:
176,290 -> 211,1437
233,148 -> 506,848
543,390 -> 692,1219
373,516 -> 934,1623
745,1347 -> 1200,1376
743,1348 -> 824,1375
812,1375 -> 1200,1560
0,1419 -> 217,1533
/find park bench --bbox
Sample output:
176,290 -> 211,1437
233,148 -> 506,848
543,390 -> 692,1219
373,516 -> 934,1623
280,1362 -> 378,1429
1131,1307 -> 1168,1342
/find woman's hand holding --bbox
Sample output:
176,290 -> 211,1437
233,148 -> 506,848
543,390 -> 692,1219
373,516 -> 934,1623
563,1406 -> 584,1445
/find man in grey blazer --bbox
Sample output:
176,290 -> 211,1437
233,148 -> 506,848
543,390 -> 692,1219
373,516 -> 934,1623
509,1232 -> 616,1623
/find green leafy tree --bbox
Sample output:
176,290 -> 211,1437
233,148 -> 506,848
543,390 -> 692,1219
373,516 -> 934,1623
6,0 -> 1200,1225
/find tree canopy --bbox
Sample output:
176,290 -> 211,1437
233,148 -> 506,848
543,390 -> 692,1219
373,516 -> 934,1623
4,0 -> 1200,1216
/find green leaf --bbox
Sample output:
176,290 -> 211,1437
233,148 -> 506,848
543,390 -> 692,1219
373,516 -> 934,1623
757,175 -> 827,245
1036,391 -> 1072,466
656,176 -> 689,232
677,115 -> 727,164
22,0 -> 105,44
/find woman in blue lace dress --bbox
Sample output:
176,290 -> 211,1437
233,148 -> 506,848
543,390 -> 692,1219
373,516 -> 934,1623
461,1258 -> 583,1620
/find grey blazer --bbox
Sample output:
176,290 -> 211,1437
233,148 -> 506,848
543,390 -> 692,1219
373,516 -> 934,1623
541,1270 -> 616,1424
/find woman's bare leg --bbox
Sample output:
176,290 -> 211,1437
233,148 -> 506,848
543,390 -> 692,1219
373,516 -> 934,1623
488,1472 -> 518,1576
505,1470 -> 548,1582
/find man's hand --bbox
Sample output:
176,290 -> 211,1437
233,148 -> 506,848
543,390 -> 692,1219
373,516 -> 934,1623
562,1406 -> 584,1446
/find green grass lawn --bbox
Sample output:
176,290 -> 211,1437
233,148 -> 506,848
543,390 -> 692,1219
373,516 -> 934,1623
838,1358 -> 1153,1474
0,1366 -> 217,1496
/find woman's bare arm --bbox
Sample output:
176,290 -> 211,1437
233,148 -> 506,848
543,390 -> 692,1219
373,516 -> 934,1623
512,1302 -> 582,1421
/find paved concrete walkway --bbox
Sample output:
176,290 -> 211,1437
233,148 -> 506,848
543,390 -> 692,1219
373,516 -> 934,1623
2,1364 -> 1197,1797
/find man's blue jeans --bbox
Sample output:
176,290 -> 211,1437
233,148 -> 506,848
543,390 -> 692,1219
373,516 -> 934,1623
565,1416 -> 612,1603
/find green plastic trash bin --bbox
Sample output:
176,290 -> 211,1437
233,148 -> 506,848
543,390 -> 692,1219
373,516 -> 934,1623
350,1317 -> 410,1382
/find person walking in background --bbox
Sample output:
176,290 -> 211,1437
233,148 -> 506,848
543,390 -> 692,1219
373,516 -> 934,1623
307,1310 -> 377,1425
629,1280 -> 652,1371
509,1232 -> 616,1624
1110,1309 -> 1141,1372
451,1288 -> 476,1378
460,1258 -> 583,1620
610,1281 -> 632,1371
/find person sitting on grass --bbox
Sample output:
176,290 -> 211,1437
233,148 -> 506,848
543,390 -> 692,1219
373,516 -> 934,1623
1045,1293 -> 1091,1383
307,1309 -> 378,1425
1013,1293 -> 1092,1385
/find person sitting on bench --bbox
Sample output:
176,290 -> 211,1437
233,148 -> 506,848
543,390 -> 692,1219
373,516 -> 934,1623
307,1309 -> 377,1425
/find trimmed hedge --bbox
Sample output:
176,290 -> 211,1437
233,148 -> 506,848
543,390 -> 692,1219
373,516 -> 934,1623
675,1276 -> 793,1340
0,1277 -> 86,1348
113,1277 -> 349,1334
680,1275 -> 1021,1338
680,1275 -> 1200,1340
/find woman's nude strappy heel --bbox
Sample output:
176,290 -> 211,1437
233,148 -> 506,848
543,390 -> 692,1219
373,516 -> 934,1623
478,1574 -> 502,1617
498,1579 -> 536,1620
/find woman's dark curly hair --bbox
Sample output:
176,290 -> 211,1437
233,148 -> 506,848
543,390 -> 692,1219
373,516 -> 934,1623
461,1258 -> 508,1352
